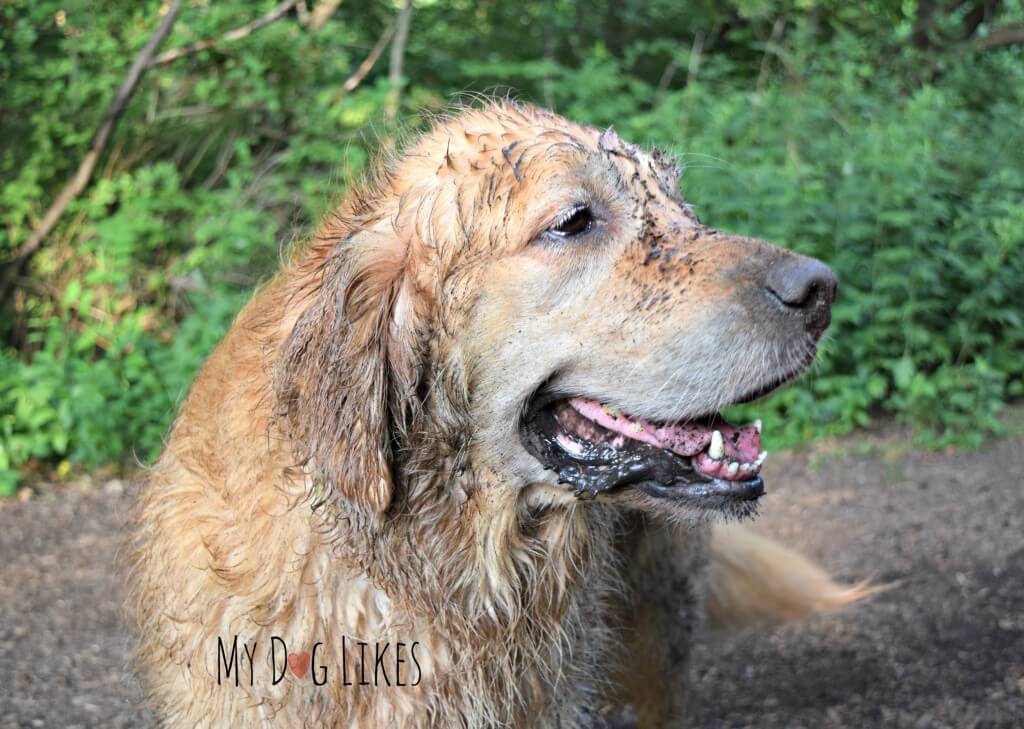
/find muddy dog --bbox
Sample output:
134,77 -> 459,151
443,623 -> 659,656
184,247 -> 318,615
129,101 -> 867,728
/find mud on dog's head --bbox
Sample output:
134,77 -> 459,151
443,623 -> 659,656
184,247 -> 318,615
274,101 -> 836,523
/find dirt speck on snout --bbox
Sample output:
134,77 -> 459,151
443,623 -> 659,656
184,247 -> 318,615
1,427 -> 1023,728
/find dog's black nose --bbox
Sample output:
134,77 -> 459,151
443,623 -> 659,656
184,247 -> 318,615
764,256 -> 838,335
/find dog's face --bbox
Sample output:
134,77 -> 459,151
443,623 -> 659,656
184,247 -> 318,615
278,104 -> 835,521
438,119 -> 836,520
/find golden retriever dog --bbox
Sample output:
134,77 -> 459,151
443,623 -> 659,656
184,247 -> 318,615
129,101 -> 867,728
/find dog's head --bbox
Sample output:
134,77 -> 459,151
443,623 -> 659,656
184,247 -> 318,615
274,102 -> 836,522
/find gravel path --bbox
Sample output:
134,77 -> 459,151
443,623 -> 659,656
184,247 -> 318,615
2,431 -> 1022,728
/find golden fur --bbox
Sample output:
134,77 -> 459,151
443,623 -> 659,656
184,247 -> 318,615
129,101 -> 868,728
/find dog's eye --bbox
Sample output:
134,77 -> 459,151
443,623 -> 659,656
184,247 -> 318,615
547,205 -> 593,239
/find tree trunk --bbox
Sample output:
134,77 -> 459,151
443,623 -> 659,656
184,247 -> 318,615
386,0 -> 414,121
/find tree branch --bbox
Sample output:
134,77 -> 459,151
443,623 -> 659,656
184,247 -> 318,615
339,20 -> 396,96
756,18 -> 786,92
912,0 -> 939,49
147,0 -> 296,67
686,31 -> 706,88
386,0 -> 413,120
961,0 -> 1002,40
975,23 -> 1024,49
656,30 -> 705,96
1,0 -> 183,305
307,0 -> 344,32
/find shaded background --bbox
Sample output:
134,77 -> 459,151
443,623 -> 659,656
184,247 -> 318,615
2,0 -> 1023,493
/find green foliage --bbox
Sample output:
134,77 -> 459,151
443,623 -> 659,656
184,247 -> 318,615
1,0 -> 1023,491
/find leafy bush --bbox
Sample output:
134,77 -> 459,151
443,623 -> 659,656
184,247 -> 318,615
2,0 -> 1022,493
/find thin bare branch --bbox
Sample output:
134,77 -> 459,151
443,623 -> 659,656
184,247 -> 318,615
307,0 -> 344,31
147,0 -> 296,67
975,23 -> 1024,49
685,31 -> 705,88
339,21 -> 396,96
1,0 -> 183,305
657,31 -> 705,96
386,0 -> 414,120
756,18 -> 786,93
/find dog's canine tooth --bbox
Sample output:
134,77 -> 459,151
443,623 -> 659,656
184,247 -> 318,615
709,430 -> 725,459
754,418 -> 762,434
756,451 -> 768,466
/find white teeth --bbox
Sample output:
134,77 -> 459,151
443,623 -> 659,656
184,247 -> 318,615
727,461 -> 739,476
602,404 -> 621,418
556,434 -> 585,456
755,451 -> 768,466
754,419 -> 762,434
739,463 -> 753,472
709,430 -> 725,459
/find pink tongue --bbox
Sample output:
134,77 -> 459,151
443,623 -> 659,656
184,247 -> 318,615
567,397 -> 760,462
717,423 -> 761,463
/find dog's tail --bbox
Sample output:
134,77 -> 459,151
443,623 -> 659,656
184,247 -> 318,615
705,522 -> 878,629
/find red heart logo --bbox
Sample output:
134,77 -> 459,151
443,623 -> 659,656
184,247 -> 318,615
288,651 -> 310,679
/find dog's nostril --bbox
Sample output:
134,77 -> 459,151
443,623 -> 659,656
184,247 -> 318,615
765,257 -> 837,308
764,257 -> 838,331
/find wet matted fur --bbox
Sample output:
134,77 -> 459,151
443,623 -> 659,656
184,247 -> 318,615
129,101 -> 868,728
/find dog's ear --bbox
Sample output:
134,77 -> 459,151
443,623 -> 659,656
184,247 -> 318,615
273,227 -> 423,516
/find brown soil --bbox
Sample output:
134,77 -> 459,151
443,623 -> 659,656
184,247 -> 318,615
1,430 -> 1022,728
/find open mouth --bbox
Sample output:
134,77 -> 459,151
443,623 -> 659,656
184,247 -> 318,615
521,394 -> 769,512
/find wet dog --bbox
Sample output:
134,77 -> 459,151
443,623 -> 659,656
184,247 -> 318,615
130,101 -> 866,728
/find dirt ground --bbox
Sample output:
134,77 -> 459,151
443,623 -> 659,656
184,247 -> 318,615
1,429 -> 1022,728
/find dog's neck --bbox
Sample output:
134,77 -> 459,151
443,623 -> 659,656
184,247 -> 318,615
319,455 -> 625,723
